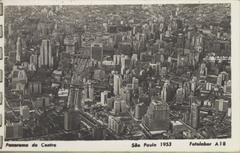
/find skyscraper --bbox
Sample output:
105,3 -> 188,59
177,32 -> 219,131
135,103 -> 146,120
161,80 -> 170,103
28,81 -> 42,95
73,88 -> 81,110
67,86 -> 82,110
142,98 -> 170,131
20,105 -> 30,121
132,77 -> 139,90
5,122 -> 23,139
38,39 -> 53,68
101,91 -> 109,106
64,111 -> 73,131
64,36 -> 76,54
113,98 -> 127,115
67,87 -> 75,109
16,37 -> 22,62
113,54 -> 121,65
176,33 -> 184,49
113,74 -> 122,96
113,99 -> 121,115
217,71 -> 229,86
191,76 -> 198,92
176,87 -> 186,104
84,81 -> 94,101
30,54 -> 38,67
190,102 -> 200,129
200,63 -> 208,77
91,43 -> 103,62
10,66 -> 28,91
223,80 -> 231,97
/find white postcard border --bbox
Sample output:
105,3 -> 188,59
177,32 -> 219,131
1,0 -> 240,152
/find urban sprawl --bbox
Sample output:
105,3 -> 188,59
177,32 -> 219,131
4,5 -> 231,140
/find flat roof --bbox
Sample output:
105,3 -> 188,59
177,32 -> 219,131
171,120 -> 183,126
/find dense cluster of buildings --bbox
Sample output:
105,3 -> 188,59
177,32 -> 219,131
5,4 -> 231,140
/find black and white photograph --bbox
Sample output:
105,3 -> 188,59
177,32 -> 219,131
0,136 -> 2,149
0,25 -> 2,38
0,92 -> 2,105
0,47 -> 3,60
0,3 -> 3,16
4,3 -> 232,142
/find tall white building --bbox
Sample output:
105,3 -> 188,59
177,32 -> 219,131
132,77 -> 139,90
161,80 -> 170,103
67,86 -> 82,110
113,98 -> 127,115
30,54 -> 38,66
113,74 -> 122,96
176,87 -> 186,104
101,91 -> 109,106
38,39 -> 53,68
191,76 -> 198,92
85,81 -> 94,100
113,55 -> 121,65
16,37 -> 22,62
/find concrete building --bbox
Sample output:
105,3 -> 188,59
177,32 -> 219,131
20,105 -> 30,121
85,81 -> 94,101
120,55 -> 130,75
108,115 -> 121,134
32,96 -> 50,109
91,43 -> 103,62
113,98 -> 127,115
132,77 -> 139,90
30,54 -> 38,67
64,36 -> 76,54
113,74 -> 122,96
176,33 -> 184,49
108,115 -> 131,135
170,121 -> 186,134
64,111 -> 71,131
223,80 -> 231,97
16,37 -> 22,63
73,88 -> 81,110
38,39 -> 53,68
118,42 -> 132,56
121,55 -> 130,69
101,91 -> 109,106
67,86 -> 82,110
161,80 -> 170,103
120,100 -> 127,114
215,99 -> 229,112
142,98 -> 170,131
93,69 -> 105,81
52,70 -> 63,82
135,103 -> 146,120
191,77 -> 198,92
113,54 -> 121,65
190,102 -> 200,129
217,71 -> 229,86
28,81 -> 42,95
176,87 -> 186,104
64,110 -> 79,131
10,66 -> 28,93
107,97 -> 114,109
200,63 -> 208,77
113,99 -> 121,115
5,122 -> 23,139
